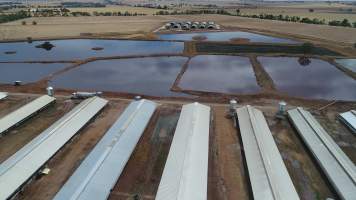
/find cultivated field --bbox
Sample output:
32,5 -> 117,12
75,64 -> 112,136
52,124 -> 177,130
2,14 -> 356,46
237,7 -> 356,22
68,5 -> 161,15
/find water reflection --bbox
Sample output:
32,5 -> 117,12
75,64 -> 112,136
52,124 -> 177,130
0,39 -> 184,62
0,63 -> 68,83
51,57 -> 189,97
258,57 -> 356,101
158,31 -> 299,43
298,57 -> 311,66
179,55 -> 260,94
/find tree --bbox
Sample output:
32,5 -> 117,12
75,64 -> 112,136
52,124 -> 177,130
236,9 -> 240,16
341,19 -> 351,27
300,17 -> 312,24
309,9 -> 314,12
21,20 -> 26,25
298,56 -> 311,66
32,21 -> 37,25
27,37 -> 32,43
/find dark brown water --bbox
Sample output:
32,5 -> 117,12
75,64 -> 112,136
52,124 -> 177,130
0,63 -> 68,84
0,39 -> 184,62
51,57 -> 189,97
179,55 -> 260,94
259,57 -> 356,101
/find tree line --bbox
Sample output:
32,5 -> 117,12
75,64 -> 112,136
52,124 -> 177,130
0,10 -> 29,23
235,10 -> 356,28
155,9 -> 230,15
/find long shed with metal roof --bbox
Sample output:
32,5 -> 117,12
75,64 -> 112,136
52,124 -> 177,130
339,110 -> 356,134
0,96 -> 108,200
288,107 -> 356,200
0,92 -> 7,100
236,105 -> 299,200
155,102 -> 211,200
0,95 -> 56,135
53,99 -> 157,200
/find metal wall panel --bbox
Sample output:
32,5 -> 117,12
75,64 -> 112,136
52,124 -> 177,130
0,97 -> 108,200
0,95 -> 56,135
288,107 -> 356,200
54,99 -> 157,200
339,110 -> 356,134
156,102 -> 210,200
0,92 -> 7,100
236,105 -> 299,200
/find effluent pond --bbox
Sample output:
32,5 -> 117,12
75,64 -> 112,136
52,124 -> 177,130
0,63 -> 68,84
51,57 -> 189,97
179,55 -> 260,94
258,57 -> 356,101
0,39 -> 184,62
158,31 -> 299,43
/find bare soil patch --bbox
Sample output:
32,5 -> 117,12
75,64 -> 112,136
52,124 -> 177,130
14,100 -> 128,200
109,104 -> 180,200
0,98 -> 75,163
210,106 -> 250,200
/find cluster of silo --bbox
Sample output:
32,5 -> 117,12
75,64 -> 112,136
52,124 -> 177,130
165,21 -> 220,30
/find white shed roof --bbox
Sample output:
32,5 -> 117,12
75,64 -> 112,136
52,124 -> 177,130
236,105 -> 299,200
0,92 -> 8,100
0,96 -> 108,200
156,102 -> 211,200
53,99 -> 157,200
0,95 -> 56,135
339,110 -> 356,134
288,107 -> 356,200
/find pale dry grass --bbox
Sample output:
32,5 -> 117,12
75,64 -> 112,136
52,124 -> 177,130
0,16 -> 168,39
68,5 -> 161,15
1,14 -> 356,45
270,2 -> 355,9
238,8 -> 356,22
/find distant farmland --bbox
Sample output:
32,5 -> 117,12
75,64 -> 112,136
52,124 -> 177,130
68,5 -> 161,15
234,7 -> 356,22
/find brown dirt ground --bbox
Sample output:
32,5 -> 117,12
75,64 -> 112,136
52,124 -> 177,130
0,12 -> 355,199
109,104 -> 181,200
210,106 -> 250,200
0,94 -> 354,200
263,107 -> 337,200
0,95 -> 35,118
2,14 -> 356,48
314,108 -> 356,163
14,100 -> 128,200
0,98 -> 75,163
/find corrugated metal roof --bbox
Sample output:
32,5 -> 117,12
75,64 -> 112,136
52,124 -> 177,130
339,110 -> 356,134
156,102 -> 210,200
0,96 -> 108,200
53,99 -> 157,200
0,95 -> 56,135
236,105 -> 299,200
288,107 -> 356,200
0,92 -> 8,100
